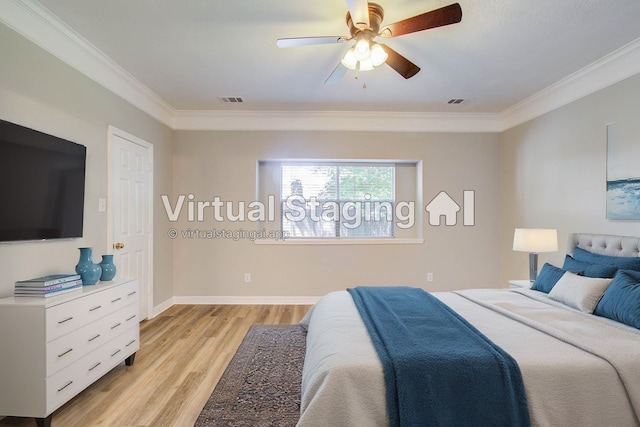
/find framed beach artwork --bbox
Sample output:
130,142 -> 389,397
606,123 -> 640,219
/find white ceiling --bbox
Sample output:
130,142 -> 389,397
3,0 -> 640,129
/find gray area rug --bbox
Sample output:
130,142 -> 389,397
195,324 -> 306,427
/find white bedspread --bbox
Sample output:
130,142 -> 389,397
298,289 -> 640,427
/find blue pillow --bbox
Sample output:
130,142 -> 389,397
562,255 -> 618,278
572,246 -> 640,272
531,263 -> 566,293
594,269 -> 640,329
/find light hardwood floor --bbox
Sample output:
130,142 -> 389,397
0,304 -> 312,427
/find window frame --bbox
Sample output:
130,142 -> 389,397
256,158 -> 424,245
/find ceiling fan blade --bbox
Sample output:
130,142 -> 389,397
379,44 -> 420,79
325,63 -> 348,85
346,0 -> 370,30
380,3 -> 462,38
277,36 -> 347,48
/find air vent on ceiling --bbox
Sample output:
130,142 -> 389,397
447,98 -> 468,105
219,96 -> 245,104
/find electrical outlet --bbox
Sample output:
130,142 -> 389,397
427,273 -> 434,282
244,273 -> 251,283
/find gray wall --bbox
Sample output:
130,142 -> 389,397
0,23 -> 174,306
172,130 -> 501,296
500,73 -> 640,285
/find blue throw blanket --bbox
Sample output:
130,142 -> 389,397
347,286 -> 530,427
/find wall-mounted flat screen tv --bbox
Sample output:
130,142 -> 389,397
0,119 -> 86,242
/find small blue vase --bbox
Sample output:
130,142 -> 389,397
76,247 -> 102,285
99,255 -> 117,281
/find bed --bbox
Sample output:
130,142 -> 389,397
297,233 -> 640,427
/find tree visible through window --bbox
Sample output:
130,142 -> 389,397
281,163 -> 395,238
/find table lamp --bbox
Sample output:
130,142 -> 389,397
513,228 -> 558,281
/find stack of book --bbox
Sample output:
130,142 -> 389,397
14,274 -> 83,298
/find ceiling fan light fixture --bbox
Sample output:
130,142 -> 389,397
341,39 -> 386,71
370,43 -> 388,66
353,38 -> 371,61
341,48 -> 358,69
358,58 -> 375,71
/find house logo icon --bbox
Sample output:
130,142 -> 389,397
425,191 -> 475,226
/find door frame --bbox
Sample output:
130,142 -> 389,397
107,125 -> 154,320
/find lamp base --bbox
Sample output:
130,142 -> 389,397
529,252 -> 539,282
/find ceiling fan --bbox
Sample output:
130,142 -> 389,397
276,1 -> 462,84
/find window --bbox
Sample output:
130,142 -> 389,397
281,163 -> 394,238
257,159 -> 421,242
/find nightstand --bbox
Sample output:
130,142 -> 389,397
508,279 -> 532,289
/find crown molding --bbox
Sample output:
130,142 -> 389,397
2,0 -> 639,133
171,110 -> 503,133
0,0 -> 175,127
500,37 -> 640,131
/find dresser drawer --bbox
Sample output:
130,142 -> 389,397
46,281 -> 139,342
46,303 -> 139,375
45,327 -> 139,414
104,280 -> 139,313
45,294 -> 96,342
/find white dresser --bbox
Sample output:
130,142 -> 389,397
0,279 -> 139,427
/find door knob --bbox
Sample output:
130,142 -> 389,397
114,242 -> 125,250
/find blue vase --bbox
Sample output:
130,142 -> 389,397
76,247 -> 102,285
99,255 -> 117,281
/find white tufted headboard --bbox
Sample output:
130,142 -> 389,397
567,233 -> 640,258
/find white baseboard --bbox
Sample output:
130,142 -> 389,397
150,297 -> 174,318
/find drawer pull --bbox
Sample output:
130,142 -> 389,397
89,362 -> 101,371
126,314 -> 137,321
89,305 -> 102,312
111,348 -> 122,357
111,322 -> 122,330
58,348 -> 73,358
58,316 -> 74,324
111,297 -> 122,303
88,334 -> 101,342
57,381 -> 73,392
126,340 -> 136,347
127,291 -> 137,296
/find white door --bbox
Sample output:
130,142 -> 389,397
108,126 -> 153,320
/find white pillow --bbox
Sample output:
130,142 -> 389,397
548,271 -> 612,314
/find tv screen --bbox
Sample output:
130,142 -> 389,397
0,119 -> 86,242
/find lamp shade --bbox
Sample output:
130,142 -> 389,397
513,228 -> 558,253
370,43 -> 388,66
341,48 -> 357,70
